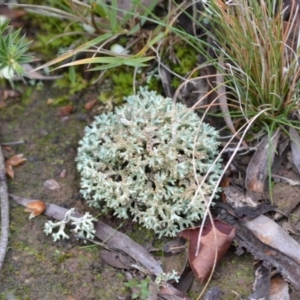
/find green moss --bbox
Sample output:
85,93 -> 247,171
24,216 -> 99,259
111,70 -> 135,101
188,252 -> 254,299
52,250 -> 73,263
172,42 -> 198,74
165,41 -> 199,88
52,73 -> 89,105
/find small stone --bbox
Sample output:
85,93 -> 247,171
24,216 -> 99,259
60,169 -> 67,178
43,179 -> 60,190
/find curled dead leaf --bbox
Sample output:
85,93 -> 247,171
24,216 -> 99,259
5,153 -> 27,178
24,200 -> 47,219
178,220 -> 235,283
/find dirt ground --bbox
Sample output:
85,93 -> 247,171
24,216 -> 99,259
0,84 -> 299,300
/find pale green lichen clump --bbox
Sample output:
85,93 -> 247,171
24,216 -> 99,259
76,88 -> 222,237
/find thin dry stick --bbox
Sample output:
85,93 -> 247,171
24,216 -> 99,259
0,145 -> 9,270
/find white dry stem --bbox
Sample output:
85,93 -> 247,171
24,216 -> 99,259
0,145 -> 9,270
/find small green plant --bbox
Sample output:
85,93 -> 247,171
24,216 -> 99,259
124,277 -> 150,300
0,19 -> 32,85
76,88 -> 222,237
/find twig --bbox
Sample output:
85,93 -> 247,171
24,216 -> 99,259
1,140 -> 26,146
0,145 -> 9,270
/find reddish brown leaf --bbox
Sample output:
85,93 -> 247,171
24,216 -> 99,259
84,99 -> 97,111
24,200 -> 47,219
178,220 -> 235,283
58,105 -> 74,116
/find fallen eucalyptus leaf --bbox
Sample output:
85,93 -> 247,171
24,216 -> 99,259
235,218 -> 300,290
245,215 -> 300,265
235,221 -> 300,290
246,130 -> 280,193
101,249 -> 134,270
289,127 -> 300,174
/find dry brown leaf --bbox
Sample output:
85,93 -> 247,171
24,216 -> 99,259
5,154 -> 27,178
84,99 -> 97,111
24,200 -> 47,219
58,105 -> 74,117
178,220 -> 235,283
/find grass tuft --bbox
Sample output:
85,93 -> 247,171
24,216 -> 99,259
199,0 -> 300,132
